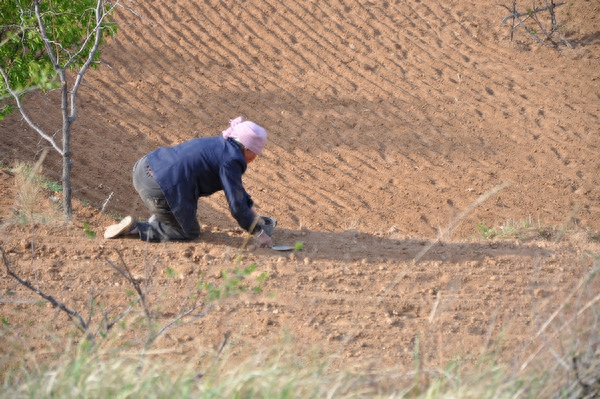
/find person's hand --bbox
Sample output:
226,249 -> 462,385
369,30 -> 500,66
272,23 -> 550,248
256,230 -> 272,248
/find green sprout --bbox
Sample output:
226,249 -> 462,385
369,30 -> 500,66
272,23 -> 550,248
165,267 -> 178,278
83,221 -> 96,238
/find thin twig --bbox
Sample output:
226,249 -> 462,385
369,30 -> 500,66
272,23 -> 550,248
2,246 -> 88,334
105,251 -> 152,322
100,192 -> 113,213
86,286 -> 95,330
498,1 -> 566,46
102,300 -> 137,332
215,331 -> 231,357
519,266 -> 600,372
196,331 -> 231,379
150,303 -> 215,343
500,2 -> 566,24
0,69 -> 64,154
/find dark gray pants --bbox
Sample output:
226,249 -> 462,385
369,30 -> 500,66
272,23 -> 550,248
132,155 -> 200,242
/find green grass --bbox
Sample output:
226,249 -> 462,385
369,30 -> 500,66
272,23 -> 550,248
476,216 -> 557,241
0,331 -> 590,399
82,221 -> 96,238
42,178 -> 62,192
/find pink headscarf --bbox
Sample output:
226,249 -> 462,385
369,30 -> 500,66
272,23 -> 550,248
222,116 -> 267,155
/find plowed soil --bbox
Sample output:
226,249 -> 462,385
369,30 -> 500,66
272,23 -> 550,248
1,0 -> 600,374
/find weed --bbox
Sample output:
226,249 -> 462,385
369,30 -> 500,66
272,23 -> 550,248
476,217 -> 556,241
82,222 -> 95,238
42,179 -> 62,192
477,223 -> 496,239
164,267 -> 178,278
256,271 -> 269,284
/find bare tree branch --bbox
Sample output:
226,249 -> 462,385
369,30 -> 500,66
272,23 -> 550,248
1,246 -> 88,334
0,67 -> 64,155
70,0 -> 120,122
34,1 -> 60,70
150,302 -> 215,344
498,1 -> 567,47
86,286 -> 95,330
106,250 -> 155,323
105,249 -> 215,345
102,299 -> 138,333
501,2 -> 565,23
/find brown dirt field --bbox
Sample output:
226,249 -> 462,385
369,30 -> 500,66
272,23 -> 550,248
1,0 -> 600,376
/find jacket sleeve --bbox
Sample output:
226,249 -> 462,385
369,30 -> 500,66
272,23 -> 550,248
219,158 -> 257,232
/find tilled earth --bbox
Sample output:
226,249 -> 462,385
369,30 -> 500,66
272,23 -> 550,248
1,0 -> 600,376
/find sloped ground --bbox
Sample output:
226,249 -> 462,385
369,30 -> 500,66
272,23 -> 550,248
1,0 -> 600,375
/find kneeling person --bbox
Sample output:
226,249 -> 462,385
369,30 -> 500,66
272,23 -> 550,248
104,116 -> 273,248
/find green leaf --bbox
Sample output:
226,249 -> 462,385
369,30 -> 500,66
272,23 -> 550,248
0,0 -> 117,100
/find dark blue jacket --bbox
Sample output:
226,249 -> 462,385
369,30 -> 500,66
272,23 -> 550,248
146,136 -> 255,235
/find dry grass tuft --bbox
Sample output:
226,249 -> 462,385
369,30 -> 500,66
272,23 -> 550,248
11,151 -> 61,225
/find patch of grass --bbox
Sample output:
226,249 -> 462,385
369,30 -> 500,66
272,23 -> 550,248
164,267 -> 178,278
12,159 -> 61,224
42,179 -> 62,192
343,217 -> 360,231
82,222 -> 96,238
2,309 -> 598,399
103,210 -> 125,220
476,216 -> 557,241
477,222 -> 497,239
0,342 -> 200,399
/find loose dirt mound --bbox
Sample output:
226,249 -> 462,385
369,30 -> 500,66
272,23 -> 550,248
1,0 -> 600,372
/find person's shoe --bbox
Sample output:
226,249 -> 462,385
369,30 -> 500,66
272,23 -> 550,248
104,216 -> 137,239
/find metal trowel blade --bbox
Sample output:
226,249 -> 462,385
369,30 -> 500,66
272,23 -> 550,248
271,245 -> 294,251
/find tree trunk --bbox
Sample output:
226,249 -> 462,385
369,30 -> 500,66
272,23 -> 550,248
62,138 -> 73,221
59,70 -> 73,221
